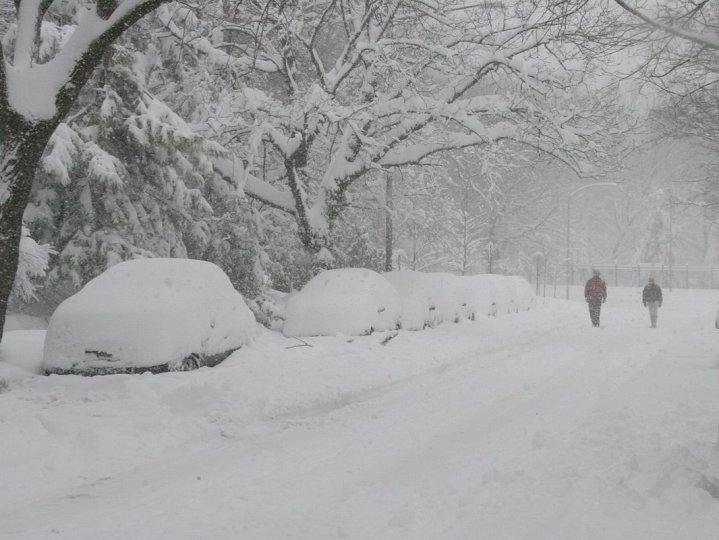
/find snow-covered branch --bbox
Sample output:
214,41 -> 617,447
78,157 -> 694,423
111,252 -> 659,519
155,5 -> 280,74
613,0 -> 719,50
379,129 -> 516,167
326,0 -> 401,94
213,155 -> 295,213
11,225 -> 54,303
57,0 -> 170,117
5,0 -> 170,121
12,0 -> 54,67
0,40 -> 6,116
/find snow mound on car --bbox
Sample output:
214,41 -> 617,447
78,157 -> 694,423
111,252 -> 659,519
283,268 -> 401,337
471,274 -> 513,315
383,270 -> 441,330
384,271 -> 479,329
458,275 -> 497,319
43,259 -> 256,372
505,275 -> 537,311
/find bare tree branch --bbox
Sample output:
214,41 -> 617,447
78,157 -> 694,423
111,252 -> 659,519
613,0 -> 719,49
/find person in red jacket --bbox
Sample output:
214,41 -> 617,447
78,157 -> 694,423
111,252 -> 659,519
584,269 -> 607,327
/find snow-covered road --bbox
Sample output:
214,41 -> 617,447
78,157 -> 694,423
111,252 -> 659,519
1,289 -> 719,539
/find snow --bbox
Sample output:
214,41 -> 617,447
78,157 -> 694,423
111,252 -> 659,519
212,155 -> 295,212
3,314 -> 48,332
0,330 -> 46,374
459,274 -> 500,318
0,288 -> 718,539
42,259 -> 256,372
288,270 -> 532,335
283,268 -> 401,337
505,275 -> 537,312
6,1 -> 159,120
471,273 -> 513,314
384,270 -> 442,330
389,272 -> 533,324
429,272 -> 471,323
12,0 -> 44,68
11,226 -> 54,303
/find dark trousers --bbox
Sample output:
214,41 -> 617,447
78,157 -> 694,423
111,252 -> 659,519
587,299 -> 602,326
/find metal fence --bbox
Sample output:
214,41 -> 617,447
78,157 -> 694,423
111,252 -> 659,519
570,264 -> 719,289
527,262 -> 719,297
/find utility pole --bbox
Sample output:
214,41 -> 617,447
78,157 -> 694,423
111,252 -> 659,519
565,197 -> 571,300
534,252 -> 544,296
668,193 -> 673,291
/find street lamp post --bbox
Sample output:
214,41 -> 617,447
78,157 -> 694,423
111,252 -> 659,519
565,182 -> 619,300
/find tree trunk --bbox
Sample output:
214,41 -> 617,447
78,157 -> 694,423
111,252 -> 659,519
0,116 -> 56,341
385,171 -> 393,272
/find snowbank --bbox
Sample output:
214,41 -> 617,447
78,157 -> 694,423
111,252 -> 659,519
43,259 -> 256,373
4,313 -> 48,331
283,268 -> 401,337
0,330 -> 46,375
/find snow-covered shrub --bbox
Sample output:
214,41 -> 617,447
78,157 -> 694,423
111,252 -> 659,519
247,289 -> 288,331
332,221 -> 385,273
265,234 -> 317,294
283,268 -> 401,337
43,259 -> 256,374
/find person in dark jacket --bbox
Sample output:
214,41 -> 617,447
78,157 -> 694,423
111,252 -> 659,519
584,269 -> 607,327
642,277 -> 663,328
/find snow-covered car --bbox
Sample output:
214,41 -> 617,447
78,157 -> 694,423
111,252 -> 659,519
283,268 -> 402,337
384,270 -> 444,330
470,274 -> 511,315
429,273 -> 470,324
43,259 -> 256,375
460,275 -> 497,319
505,276 -> 537,312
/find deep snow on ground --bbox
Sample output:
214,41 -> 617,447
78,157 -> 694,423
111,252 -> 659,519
1,288 -> 718,539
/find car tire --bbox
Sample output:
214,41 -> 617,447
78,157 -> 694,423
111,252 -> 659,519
176,353 -> 202,372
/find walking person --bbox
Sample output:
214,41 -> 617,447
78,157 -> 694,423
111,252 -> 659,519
584,269 -> 607,327
642,277 -> 663,328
